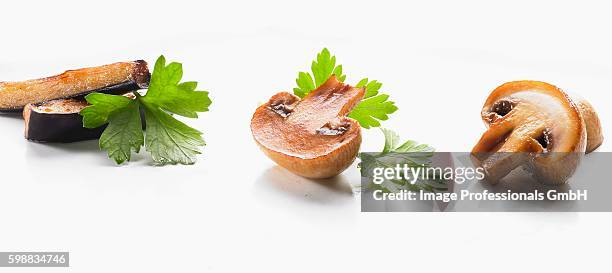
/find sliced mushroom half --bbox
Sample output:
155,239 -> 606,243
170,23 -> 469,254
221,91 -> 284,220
472,81 -> 603,185
251,76 -> 365,179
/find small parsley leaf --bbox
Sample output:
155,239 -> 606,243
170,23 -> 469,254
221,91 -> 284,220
98,100 -> 144,164
381,127 -> 400,154
379,128 -> 434,154
358,128 -> 440,193
356,78 -> 382,99
293,72 -> 315,98
141,56 -> 211,118
143,105 -> 205,165
293,48 -> 346,98
348,93 -> 398,129
81,93 -> 134,128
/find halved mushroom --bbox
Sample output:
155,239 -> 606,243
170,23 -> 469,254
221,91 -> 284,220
472,81 -> 603,185
251,76 -> 365,178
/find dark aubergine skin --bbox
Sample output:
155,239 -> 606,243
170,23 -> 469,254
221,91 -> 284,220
24,101 -> 146,143
25,111 -> 106,143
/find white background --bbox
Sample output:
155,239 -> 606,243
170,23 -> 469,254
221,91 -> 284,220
1,0 -> 610,272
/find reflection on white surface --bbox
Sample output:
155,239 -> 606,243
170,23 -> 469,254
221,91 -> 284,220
25,140 -> 148,167
252,166 -> 361,224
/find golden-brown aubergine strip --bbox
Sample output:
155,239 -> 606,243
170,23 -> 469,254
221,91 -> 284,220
0,60 -> 150,112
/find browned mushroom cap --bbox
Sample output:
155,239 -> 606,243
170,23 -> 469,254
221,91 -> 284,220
573,97 -> 603,153
472,81 -> 597,185
251,76 -> 365,179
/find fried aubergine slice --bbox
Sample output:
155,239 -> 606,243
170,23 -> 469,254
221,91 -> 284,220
0,60 -> 149,112
23,94 -> 140,143
23,98 -> 104,143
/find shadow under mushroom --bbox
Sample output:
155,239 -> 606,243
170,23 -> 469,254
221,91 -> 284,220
253,166 -> 355,206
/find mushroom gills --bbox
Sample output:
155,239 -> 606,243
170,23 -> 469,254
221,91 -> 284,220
534,129 -> 552,151
487,99 -> 515,123
269,100 -> 295,117
316,119 -> 351,136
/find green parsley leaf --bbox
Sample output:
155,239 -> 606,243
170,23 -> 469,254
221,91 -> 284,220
293,72 -> 315,98
143,105 -> 205,165
98,100 -> 144,164
381,127 -> 400,154
356,78 -> 382,99
81,93 -> 134,128
378,127 -> 434,155
293,48 -> 346,98
358,128 -> 442,192
80,55 -> 211,165
349,78 -> 398,128
311,48 -> 346,87
293,49 -> 397,128
348,94 -> 398,129
141,56 -> 211,118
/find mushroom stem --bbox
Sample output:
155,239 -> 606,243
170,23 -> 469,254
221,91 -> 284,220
480,152 -> 527,184
475,129 -> 534,183
471,122 -> 513,157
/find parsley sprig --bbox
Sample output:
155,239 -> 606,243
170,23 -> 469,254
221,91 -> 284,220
80,56 -> 212,165
293,48 -> 398,128
359,128 -> 446,193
